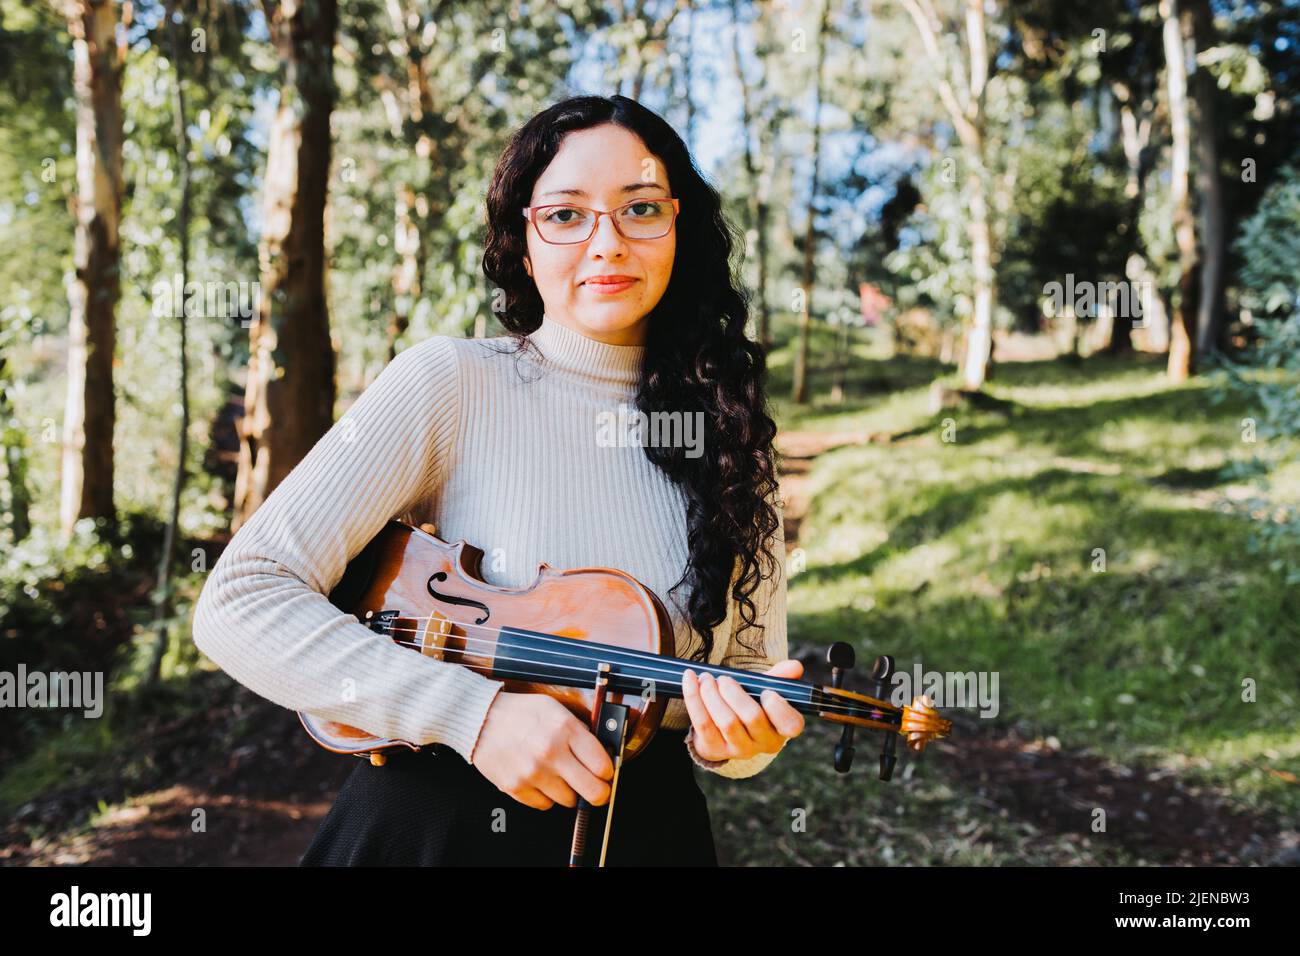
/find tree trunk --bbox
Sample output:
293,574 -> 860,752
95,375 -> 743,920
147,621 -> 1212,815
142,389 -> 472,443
961,151 -> 995,389
792,0 -> 830,404
957,0 -> 993,390
627,0 -> 687,102
1,354 -> 32,543
1161,0 -> 1199,382
728,0 -> 772,349
682,0 -> 695,150
901,0 -> 998,391
60,0 -> 123,536
1190,0 -> 1225,357
1106,81 -> 1150,355
383,0 -> 442,358
389,183 -> 422,357
235,0 -> 338,529
147,1 -> 193,687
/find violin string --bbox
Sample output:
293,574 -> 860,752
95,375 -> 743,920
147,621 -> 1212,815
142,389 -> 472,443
377,625 -> 845,706
374,613 -> 833,697
373,630 -> 896,722
375,624 -> 898,721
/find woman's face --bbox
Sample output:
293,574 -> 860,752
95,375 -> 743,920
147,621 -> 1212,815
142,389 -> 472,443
523,124 -> 676,346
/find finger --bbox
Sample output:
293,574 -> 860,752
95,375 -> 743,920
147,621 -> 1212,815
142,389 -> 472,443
714,674 -> 770,742
760,688 -> 806,739
717,676 -> 774,749
681,669 -> 727,755
699,673 -> 754,753
566,724 -> 615,781
533,768 -> 579,809
557,750 -> 612,806
764,658 -> 804,680
513,785 -> 554,811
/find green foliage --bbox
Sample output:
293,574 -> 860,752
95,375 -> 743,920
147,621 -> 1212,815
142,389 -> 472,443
1206,165 -> 1300,582
1212,162 -> 1300,441
0,510 -> 167,764
1234,164 -> 1300,326
0,0 -> 75,337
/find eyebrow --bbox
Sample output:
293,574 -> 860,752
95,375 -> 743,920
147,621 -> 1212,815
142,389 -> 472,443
537,183 -> 669,199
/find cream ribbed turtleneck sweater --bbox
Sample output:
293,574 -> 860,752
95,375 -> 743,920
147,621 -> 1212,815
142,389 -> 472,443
191,315 -> 789,780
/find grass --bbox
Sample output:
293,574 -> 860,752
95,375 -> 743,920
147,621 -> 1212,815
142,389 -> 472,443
702,332 -> 1300,864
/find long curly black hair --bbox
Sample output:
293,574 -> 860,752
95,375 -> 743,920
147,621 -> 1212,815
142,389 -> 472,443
481,94 -> 781,665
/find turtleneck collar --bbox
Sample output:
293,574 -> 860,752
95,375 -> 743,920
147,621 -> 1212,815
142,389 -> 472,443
527,313 -> 644,393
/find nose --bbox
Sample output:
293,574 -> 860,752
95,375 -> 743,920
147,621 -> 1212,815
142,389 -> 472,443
587,211 -> 628,259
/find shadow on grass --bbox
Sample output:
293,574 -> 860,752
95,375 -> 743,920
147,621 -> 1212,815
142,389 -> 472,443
795,466 -> 1144,589
952,382 -> 1256,463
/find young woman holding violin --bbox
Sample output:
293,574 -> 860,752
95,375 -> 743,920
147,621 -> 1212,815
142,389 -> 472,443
192,95 -> 806,865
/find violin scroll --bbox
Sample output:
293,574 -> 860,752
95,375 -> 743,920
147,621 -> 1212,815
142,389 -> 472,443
901,695 -> 952,753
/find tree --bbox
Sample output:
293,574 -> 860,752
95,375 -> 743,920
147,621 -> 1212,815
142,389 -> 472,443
728,0 -> 784,350
146,0 -> 194,687
234,0 -> 338,528
899,0 -> 998,390
1095,0 -> 1171,354
609,0 -> 690,101
791,0 -> 830,404
1189,0 -> 1225,358
373,0 -> 447,355
1161,0 -> 1199,381
59,0 -> 124,535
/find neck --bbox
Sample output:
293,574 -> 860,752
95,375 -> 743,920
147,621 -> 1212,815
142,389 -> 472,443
549,314 -> 648,347
528,313 -> 645,393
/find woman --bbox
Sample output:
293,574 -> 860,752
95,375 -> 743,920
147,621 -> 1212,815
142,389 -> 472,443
191,94 -> 804,866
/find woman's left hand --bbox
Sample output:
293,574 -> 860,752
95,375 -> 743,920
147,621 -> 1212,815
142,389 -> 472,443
681,660 -> 806,763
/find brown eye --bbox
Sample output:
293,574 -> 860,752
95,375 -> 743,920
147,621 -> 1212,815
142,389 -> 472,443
625,201 -> 665,217
542,206 -> 588,224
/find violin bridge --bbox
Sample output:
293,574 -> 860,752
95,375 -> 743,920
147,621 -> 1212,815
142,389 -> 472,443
417,608 -> 454,661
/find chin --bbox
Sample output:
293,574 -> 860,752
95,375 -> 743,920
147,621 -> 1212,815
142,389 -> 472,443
574,306 -> 647,335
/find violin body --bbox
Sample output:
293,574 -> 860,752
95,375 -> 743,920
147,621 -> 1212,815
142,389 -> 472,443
300,521 -> 674,760
299,520 -> 952,775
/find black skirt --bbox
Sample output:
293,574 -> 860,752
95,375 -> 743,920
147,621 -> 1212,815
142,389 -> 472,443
299,726 -> 717,866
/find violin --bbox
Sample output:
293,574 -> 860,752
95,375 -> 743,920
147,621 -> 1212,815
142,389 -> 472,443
298,520 -> 952,865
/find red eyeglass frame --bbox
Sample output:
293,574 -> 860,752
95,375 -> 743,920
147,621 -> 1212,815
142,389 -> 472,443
521,198 -> 681,244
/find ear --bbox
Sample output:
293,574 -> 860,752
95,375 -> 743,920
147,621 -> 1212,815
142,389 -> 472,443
523,256 -> 532,277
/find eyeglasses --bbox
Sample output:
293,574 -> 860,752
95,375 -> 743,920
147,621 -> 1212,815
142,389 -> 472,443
522,198 -> 680,244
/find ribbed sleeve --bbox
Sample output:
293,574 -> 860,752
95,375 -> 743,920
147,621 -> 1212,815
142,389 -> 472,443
190,336 -> 504,763
683,489 -> 791,779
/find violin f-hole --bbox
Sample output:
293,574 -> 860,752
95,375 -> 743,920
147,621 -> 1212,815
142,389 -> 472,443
427,571 -> 492,625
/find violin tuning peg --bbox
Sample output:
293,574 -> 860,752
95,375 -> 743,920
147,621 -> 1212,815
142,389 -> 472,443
879,731 -> 897,781
827,642 -> 855,690
834,726 -> 855,773
826,642 -> 856,671
869,654 -> 894,682
879,751 -> 897,781
868,655 -> 895,700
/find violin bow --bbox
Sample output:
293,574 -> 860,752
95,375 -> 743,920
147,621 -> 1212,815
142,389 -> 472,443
569,664 -> 631,867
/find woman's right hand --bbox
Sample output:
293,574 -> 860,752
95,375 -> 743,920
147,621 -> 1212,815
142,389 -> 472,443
469,691 -> 614,811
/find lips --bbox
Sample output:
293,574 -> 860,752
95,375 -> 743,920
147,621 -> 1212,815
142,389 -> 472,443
583,275 -> 637,285
583,275 -> 638,295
